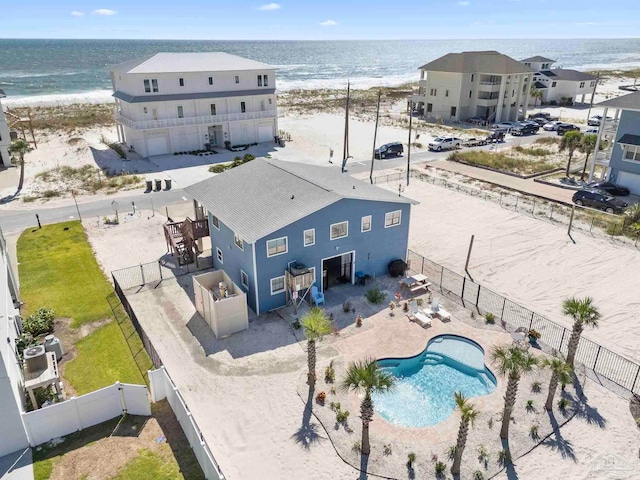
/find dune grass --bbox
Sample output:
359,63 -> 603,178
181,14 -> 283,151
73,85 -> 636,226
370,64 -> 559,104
18,221 -> 113,327
448,150 -> 557,175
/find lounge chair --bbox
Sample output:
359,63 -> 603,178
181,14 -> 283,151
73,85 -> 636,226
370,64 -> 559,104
408,301 -> 431,328
311,285 -> 325,306
430,298 -> 451,322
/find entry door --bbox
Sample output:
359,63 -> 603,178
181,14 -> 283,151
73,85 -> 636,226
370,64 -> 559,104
208,126 -> 219,146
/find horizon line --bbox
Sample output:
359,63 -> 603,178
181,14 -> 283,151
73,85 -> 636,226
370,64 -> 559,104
1,37 -> 640,41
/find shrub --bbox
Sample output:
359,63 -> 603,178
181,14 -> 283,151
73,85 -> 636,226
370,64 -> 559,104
530,424 -> 539,439
383,444 -> 392,456
365,286 -> 386,304
484,312 -> 495,324
208,164 -> 229,173
435,461 -> 447,475
407,452 -> 416,466
477,445 -> 489,466
526,399 -> 535,412
342,301 -> 352,313
487,417 -> 493,429
531,381 -> 542,393
448,150 -> 556,175
535,137 -> 560,146
325,360 -> 335,383
23,308 -> 55,336
292,319 -> 301,330
416,298 -> 424,306
336,409 -> 350,423
513,146 -> 551,157
558,397 -> 571,411
330,402 -> 341,412
16,332 -> 34,355
448,445 -> 457,459
315,391 -> 326,405
243,154 -> 255,162
352,441 -> 361,453
474,471 -> 485,480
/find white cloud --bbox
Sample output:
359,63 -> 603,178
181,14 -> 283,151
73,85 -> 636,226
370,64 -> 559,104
70,10 -> 84,16
258,3 -> 281,10
319,20 -> 337,27
458,1 -> 470,5
91,9 -> 117,15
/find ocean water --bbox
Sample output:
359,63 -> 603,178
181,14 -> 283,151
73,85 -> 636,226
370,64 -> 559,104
1,38 -> 639,104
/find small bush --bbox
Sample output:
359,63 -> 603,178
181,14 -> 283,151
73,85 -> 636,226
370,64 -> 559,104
330,402 -> 341,412
383,444 -> 392,456
315,391 -> 326,405
342,301 -> 352,313
336,409 -> 350,423
16,332 -> 35,355
477,445 -> 489,466
531,381 -> 542,393
352,441 -> 361,453
558,397 -> 571,411
448,445 -> 457,459
513,146 -> 551,157
484,312 -> 495,324
23,308 -> 55,336
535,137 -> 560,146
526,399 -> 535,412
325,361 -> 335,383
416,298 -> 424,306
474,471 -> 485,480
292,319 -> 301,329
435,461 -> 447,475
487,417 -> 494,429
365,286 -> 386,304
42,190 -> 61,199
530,424 -> 539,439
208,164 -> 229,173
407,452 -> 416,466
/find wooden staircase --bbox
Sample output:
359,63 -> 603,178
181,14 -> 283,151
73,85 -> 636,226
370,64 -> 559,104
164,217 -> 209,266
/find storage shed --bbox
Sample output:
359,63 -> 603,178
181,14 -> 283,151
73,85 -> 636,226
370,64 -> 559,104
193,271 -> 249,339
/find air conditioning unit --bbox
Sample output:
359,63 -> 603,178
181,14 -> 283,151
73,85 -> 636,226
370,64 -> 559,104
23,345 -> 47,373
289,262 -> 309,276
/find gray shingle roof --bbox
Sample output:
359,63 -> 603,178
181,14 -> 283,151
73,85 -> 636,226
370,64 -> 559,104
521,56 -> 556,63
112,88 -> 275,103
419,51 -> 534,75
596,92 -> 640,111
185,158 -> 416,244
539,69 -> 596,82
618,134 -> 640,146
533,81 -> 548,89
110,52 -> 273,74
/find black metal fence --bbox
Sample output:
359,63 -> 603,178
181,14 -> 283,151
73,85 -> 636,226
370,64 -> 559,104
407,249 -> 640,396
112,255 -> 213,291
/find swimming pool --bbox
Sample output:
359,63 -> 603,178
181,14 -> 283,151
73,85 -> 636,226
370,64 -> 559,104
373,335 -> 497,428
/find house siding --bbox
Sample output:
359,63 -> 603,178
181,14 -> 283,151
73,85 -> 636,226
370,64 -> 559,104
609,110 -> 640,181
254,199 -> 411,313
207,213 -> 257,314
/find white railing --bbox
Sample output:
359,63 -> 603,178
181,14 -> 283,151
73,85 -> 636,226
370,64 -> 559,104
115,110 -> 279,130
149,367 -> 225,480
21,382 -> 150,447
594,150 -> 612,166
602,120 -> 619,135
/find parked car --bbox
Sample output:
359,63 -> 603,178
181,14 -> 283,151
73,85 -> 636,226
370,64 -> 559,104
556,123 -> 580,135
467,116 -> 486,125
511,123 -> 539,136
587,115 -> 613,127
462,137 -> 487,147
572,190 -> 628,213
428,137 -> 462,151
531,117 -> 549,126
486,131 -> 506,143
492,121 -> 519,131
528,112 -> 557,121
587,181 -> 630,196
374,142 -> 404,159
585,128 -> 599,134
543,121 -> 563,131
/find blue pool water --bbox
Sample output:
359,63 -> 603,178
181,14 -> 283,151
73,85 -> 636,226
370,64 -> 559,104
373,335 -> 496,428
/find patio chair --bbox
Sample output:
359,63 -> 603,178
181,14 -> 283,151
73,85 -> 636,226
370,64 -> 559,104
431,298 -> 451,322
408,301 -> 431,328
311,285 -> 325,306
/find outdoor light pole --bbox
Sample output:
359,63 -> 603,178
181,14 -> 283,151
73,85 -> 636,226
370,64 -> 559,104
370,90 -> 381,184
407,100 -> 413,186
71,190 -> 82,221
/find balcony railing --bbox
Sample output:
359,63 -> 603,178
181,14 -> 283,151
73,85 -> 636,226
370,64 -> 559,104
602,119 -> 619,135
594,150 -> 611,166
115,110 -> 279,130
479,81 -> 501,86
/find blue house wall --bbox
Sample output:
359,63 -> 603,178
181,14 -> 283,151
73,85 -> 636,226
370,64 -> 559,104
207,213 -> 258,313
609,110 -> 640,181
254,198 -> 411,314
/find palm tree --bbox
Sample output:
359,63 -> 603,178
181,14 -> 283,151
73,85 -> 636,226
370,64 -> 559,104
559,131 -> 584,177
491,345 -> 538,440
579,133 -> 598,180
340,358 -> 394,455
451,392 -> 479,475
541,357 -> 573,411
562,297 -> 601,368
530,86 -> 544,108
8,139 -> 33,192
300,307 -> 333,386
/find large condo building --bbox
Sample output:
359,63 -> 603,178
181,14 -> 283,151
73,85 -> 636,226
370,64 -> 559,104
110,52 -> 278,158
411,51 -> 534,123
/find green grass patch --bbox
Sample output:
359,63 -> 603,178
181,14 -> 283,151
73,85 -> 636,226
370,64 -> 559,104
64,320 -> 147,394
17,221 -> 113,327
33,459 -> 53,480
513,146 -> 551,157
448,151 -> 557,175
111,449 -> 186,480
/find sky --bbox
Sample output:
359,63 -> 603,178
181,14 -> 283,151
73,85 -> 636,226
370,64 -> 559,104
1,0 -> 639,40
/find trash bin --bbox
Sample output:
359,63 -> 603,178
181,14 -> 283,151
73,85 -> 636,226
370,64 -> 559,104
165,178 -> 172,190
154,179 -> 162,191
145,180 -> 153,191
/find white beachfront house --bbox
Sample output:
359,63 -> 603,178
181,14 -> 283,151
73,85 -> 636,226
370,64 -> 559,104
0,90 -> 12,168
110,53 -> 278,158
410,51 -> 534,123
521,56 -> 597,106
0,227 -> 29,457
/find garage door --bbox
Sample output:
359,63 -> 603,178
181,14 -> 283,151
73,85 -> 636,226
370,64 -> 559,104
617,171 -> 640,195
258,124 -> 273,143
146,134 -> 169,156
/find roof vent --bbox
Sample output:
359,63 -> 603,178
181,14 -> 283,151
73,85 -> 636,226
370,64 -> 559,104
291,195 -> 295,199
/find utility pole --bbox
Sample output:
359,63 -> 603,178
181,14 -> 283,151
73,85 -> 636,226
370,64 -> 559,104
71,190 -> 82,221
407,100 -> 413,186
342,81 -> 350,166
369,90 -> 381,184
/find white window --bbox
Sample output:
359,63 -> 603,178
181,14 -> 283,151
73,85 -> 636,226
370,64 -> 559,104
241,101 -> 246,113
303,228 -> 315,247
143,78 -> 159,93
266,236 -> 288,257
270,276 -> 285,295
263,74 -> 269,86
235,75 -> 240,84
240,270 -> 249,289
216,247 -> 223,264
430,88 -> 437,96
623,145 -> 640,162
385,210 -> 402,228
177,106 -> 184,118
330,221 -> 348,240
257,75 -> 263,87
143,79 -> 151,93
361,215 -> 372,232
552,81 -> 557,88
211,215 -> 220,229
208,76 -> 213,85
179,77 -> 184,87
579,81 -> 585,88
210,104 -> 216,116
234,234 -> 243,250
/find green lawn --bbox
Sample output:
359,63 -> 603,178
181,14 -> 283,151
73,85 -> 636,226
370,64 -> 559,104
448,150 -> 557,176
111,449 -> 186,480
17,221 -> 113,327
17,220 -> 150,393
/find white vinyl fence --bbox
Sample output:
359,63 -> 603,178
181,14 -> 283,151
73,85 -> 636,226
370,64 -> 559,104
149,367 -> 225,480
22,382 -> 150,447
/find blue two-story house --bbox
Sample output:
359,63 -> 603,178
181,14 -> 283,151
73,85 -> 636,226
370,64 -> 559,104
590,92 -> 640,194
185,158 -> 416,315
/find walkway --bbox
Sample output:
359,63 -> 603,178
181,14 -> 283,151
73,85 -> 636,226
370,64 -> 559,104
0,449 -> 33,480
